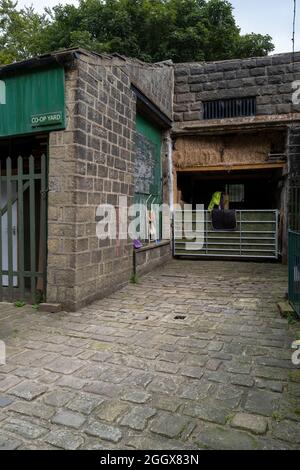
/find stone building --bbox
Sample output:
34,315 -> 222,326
0,48 -> 173,310
172,52 -> 300,261
0,48 -> 299,310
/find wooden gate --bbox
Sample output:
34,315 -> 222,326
0,154 -> 47,303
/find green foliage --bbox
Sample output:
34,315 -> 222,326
34,290 -> 44,305
14,300 -> 26,307
235,33 -> 275,59
0,0 -> 275,64
272,411 -> 283,422
289,370 -> 300,383
0,0 -> 48,64
287,309 -> 297,324
130,273 -> 139,284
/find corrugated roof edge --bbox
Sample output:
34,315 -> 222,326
0,48 -> 80,77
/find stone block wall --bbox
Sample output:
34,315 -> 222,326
135,242 -> 171,276
47,64 -> 78,309
47,50 -> 173,310
125,58 -> 174,120
47,53 -> 136,310
174,52 -> 300,123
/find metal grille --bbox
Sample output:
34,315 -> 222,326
203,97 -> 256,120
226,184 -> 245,203
0,154 -> 47,303
173,210 -> 279,259
288,230 -> 300,317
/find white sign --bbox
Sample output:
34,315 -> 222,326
292,80 -> 300,105
0,80 -> 6,105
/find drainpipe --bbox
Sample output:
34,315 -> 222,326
166,131 -> 174,251
166,131 -> 174,213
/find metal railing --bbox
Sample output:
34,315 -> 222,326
288,230 -> 300,317
173,209 -> 279,260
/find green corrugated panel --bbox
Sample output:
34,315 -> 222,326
0,67 -> 65,137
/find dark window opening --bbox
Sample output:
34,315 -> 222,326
177,169 -> 282,211
203,97 -> 256,120
226,184 -> 245,203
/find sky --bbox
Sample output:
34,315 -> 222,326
17,0 -> 300,55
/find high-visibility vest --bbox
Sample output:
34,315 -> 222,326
208,191 -> 222,211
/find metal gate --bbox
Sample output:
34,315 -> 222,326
0,154 -> 47,303
288,230 -> 300,317
173,210 -> 279,259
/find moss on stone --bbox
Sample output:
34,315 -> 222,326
289,370 -> 300,383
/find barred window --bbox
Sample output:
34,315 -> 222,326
203,97 -> 256,120
227,184 -> 245,203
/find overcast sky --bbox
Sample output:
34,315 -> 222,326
17,0 -> 300,55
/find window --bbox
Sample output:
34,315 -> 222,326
227,184 -> 245,203
203,97 -> 256,120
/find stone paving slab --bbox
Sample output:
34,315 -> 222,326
0,260 -> 299,450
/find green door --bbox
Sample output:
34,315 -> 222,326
134,114 -> 163,240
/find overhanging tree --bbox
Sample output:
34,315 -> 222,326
0,0 -> 275,65
0,0 -> 48,64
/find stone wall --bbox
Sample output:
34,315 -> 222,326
174,52 -> 300,123
47,64 -> 78,310
47,50 -> 173,310
135,242 -> 171,276
92,53 -> 174,120
47,53 -> 136,310
125,58 -> 174,120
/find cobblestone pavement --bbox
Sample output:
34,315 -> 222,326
0,260 -> 299,450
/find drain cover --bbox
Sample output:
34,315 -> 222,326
174,315 -> 186,320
